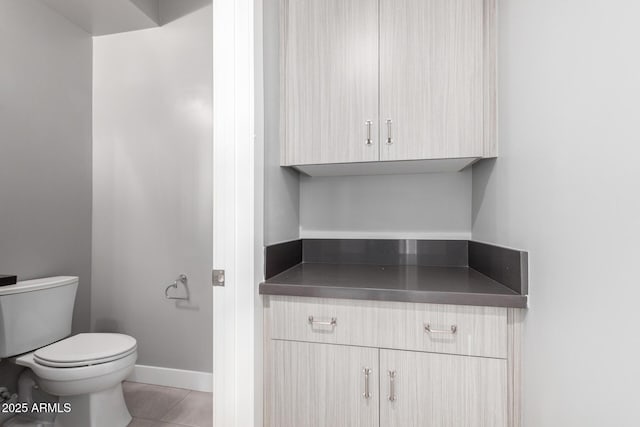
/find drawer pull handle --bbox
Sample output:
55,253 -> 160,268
365,120 -> 373,145
388,370 -> 396,402
386,119 -> 393,145
308,316 -> 337,327
424,323 -> 457,334
362,368 -> 372,399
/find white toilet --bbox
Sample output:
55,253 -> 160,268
0,277 -> 137,427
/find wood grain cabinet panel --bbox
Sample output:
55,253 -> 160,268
379,0 -> 484,161
281,0 -> 379,165
269,296 -> 507,358
269,296 -> 380,347
271,340 -> 379,427
383,300 -> 508,359
264,297 -> 522,427
380,349 -> 508,427
280,0 -> 496,171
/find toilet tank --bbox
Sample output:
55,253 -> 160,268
0,276 -> 78,358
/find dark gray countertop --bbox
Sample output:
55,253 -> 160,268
260,263 -> 528,308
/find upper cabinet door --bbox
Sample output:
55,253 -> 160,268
380,0 -> 485,161
281,0 -> 379,165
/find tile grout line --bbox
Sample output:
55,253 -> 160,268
156,390 -> 193,422
124,382 -> 193,425
124,382 -> 211,427
159,390 -> 208,426
131,417 -> 196,427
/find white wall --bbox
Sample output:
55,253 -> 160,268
472,1 -> 640,425
263,0 -> 300,245
0,0 -> 92,333
92,2 -> 213,372
263,0 -> 469,242
300,171 -> 472,239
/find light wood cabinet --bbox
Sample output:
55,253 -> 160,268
280,0 -> 379,166
379,0 -> 484,161
380,349 -> 507,427
264,297 -> 523,427
271,340 -> 379,427
268,296 -> 508,358
280,0 -> 497,175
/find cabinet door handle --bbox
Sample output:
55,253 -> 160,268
388,370 -> 396,401
362,368 -> 372,399
365,120 -> 373,145
424,323 -> 458,334
386,119 -> 393,145
308,316 -> 337,327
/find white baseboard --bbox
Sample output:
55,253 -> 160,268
127,364 -> 213,393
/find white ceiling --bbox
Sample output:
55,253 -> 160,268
39,0 -> 159,36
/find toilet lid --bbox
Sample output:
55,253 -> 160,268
34,333 -> 137,368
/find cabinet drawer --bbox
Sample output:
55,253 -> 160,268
268,296 -> 379,348
267,296 -> 507,359
381,301 -> 508,359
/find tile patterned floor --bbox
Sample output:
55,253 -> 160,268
124,381 -> 213,427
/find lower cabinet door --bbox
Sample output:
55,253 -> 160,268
380,349 -> 507,427
271,340 -> 379,427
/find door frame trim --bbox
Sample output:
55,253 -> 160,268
212,0 -> 263,425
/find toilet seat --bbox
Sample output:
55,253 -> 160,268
34,333 -> 137,368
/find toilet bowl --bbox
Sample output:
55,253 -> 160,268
6,333 -> 137,427
0,277 -> 137,427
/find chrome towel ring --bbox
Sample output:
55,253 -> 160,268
165,274 -> 189,300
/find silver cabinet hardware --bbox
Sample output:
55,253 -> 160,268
362,368 -> 372,399
212,269 -> 225,287
307,316 -> 337,327
424,323 -> 458,334
365,120 -> 373,145
386,119 -> 393,144
388,370 -> 396,401
165,274 -> 189,300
